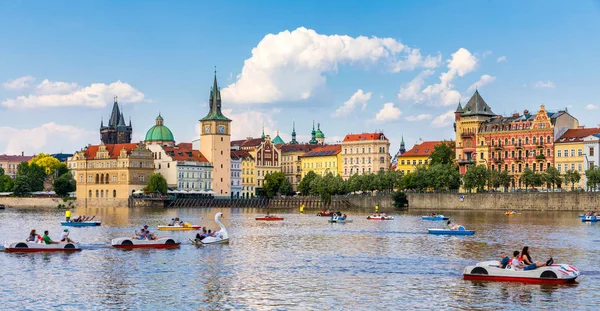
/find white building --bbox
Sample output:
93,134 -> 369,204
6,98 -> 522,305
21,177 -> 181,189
584,134 -> 600,189
230,151 -> 242,198
147,143 -> 213,191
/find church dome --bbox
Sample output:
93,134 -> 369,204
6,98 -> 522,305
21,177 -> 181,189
315,123 -> 325,138
145,114 -> 174,142
272,131 -> 285,145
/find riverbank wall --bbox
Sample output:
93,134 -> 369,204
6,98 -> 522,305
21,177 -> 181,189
406,192 -> 600,211
0,197 -> 60,208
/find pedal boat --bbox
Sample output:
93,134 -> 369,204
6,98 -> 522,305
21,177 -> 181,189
428,228 -> 475,235
367,215 -> 394,220
316,211 -> 335,217
255,217 -> 284,221
157,225 -> 201,231
581,216 -> 599,222
328,218 -> 353,223
61,221 -> 102,227
463,261 -> 579,284
195,212 -> 229,245
504,212 -> 522,216
111,237 -> 180,249
421,215 -> 449,220
4,241 -> 81,253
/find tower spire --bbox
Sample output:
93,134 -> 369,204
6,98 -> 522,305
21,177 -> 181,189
290,121 -> 298,144
261,124 -> 265,139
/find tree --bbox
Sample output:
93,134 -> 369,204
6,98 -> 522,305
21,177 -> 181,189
30,153 -> 62,176
0,175 -> 14,192
392,190 -> 408,208
12,176 -> 32,196
278,178 -> 294,196
263,172 -> 286,198
15,162 -> 45,192
520,168 -> 534,190
463,165 -> 488,192
146,173 -> 168,194
585,166 -> 600,191
56,163 -> 69,178
544,166 -> 561,190
563,170 -> 581,191
0,167 -> 4,176
497,171 -> 511,192
53,172 -> 76,196
429,141 -> 456,166
298,171 -> 318,195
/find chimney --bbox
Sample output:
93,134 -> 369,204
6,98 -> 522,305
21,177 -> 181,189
21,151 -> 24,156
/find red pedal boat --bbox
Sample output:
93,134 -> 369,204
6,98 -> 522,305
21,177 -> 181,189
255,217 -> 284,221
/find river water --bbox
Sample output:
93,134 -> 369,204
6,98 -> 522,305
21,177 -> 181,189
0,207 -> 598,310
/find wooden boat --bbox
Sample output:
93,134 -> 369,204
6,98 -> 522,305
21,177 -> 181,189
61,221 -> 101,227
4,241 -> 81,253
328,219 -> 353,223
255,217 -> 284,221
111,237 -> 180,249
421,215 -> 449,220
428,228 -> 475,236
157,225 -> 201,231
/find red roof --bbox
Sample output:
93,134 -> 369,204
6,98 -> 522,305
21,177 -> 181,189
556,128 -> 600,143
84,143 -> 139,160
280,144 -> 320,153
231,150 -> 253,160
398,141 -> 442,157
302,144 -> 341,157
0,155 -> 35,162
231,138 -> 264,148
163,144 -> 209,163
343,133 -> 388,142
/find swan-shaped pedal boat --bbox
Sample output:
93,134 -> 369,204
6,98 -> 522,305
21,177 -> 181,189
193,212 -> 229,245
111,237 -> 180,249
157,224 -> 201,231
61,221 -> 102,227
4,241 -> 82,253
367,215 -> 394,220
463,260 -> 579,284
428,227 -> 475,235
421,215 -> 449,221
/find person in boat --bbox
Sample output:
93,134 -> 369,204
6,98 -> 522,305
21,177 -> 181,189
265,212 -> 272,218
168,218 -> 175,226
341,214 -> 347,220
447,220 -> 461,230
431,212 -> 437,216
520,246 -> 553,270
143,225 -> 157,240
26,229 -> 42,243
42,230 -> 59,244
133,228 -> 146,240
59,228 -> 76,243
498,252 -> 510,268
195,228 -> 208,241
65,209 -> 71,222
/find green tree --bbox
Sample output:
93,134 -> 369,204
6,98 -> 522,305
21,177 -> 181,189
392,190 -> 408,208
298,171 -> 318,195
497,171 -> 512,192
55,163 -> 69,178
13,176 -> 32,196
0,167 -> 4,176
563,170 -> 581,191
585,166 -> 600,191
16,162 -> 45,192
403,172 -> 416,190
429,141 -> 456,166
0,175 -> 14,192
53,172 -> 76,196
262,172 -> 286,198
544,166 -> 561,190
463,165 -> 488,192
278,178 -> 294,196
520,168 -> 534,190
146,173 -> 168,194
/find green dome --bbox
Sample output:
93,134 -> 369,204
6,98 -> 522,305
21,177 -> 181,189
315,123 -> 324,138
145,125 -> 174,142
272,134 -> 285,145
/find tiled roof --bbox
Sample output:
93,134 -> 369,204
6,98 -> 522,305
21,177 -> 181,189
231,150 -> 253,160
342,133 -> 388,142
231,138 -> 264,148
163,144 -> 209,163
280,144 -> 319,153
84,143 -> 139,160
462,90 -> 495,116
556,128 -> 600,143
398,141 -> 442,157
0,155 -> 35,162
302,144 -> 341,157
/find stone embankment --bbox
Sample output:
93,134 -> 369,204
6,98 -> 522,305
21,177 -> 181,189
0,197 -> 60,208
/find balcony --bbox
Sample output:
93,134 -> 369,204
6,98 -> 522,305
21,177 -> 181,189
536,143 -> 545,149
514,157 -> 524,162
493,158 -> 502,164
494,145 -> 503,150
515,144 -> 523,149
461,132 -> 474,138
536,154 -> 546,162
458,159 -> 475,165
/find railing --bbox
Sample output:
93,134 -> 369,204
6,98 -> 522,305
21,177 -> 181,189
461,132 -> 474,138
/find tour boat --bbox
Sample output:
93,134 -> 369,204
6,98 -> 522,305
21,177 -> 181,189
157,225 -> 201,231
463,261 -> 579,284
61,221 -> 102,227
328,219 -> 353,223
428,228 -> 475,235
255,217 -> 284,221
367,215 -> 394,220
195,212 -> 229,245
421,215 -> 449,221
111,237 -> 180,249
317,211 -> 335,217
4,241 -> 82,253
581,216 -> 599,222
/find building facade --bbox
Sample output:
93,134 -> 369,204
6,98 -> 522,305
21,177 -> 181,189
281,144 -> 319,191
0,153 -> 34,179
100,97 -> 133,144
255,135 -> 281,189
341,132 -> 391,179
396,141 -> 442,175
301,144 -> 342,178
200,73 -> 232,197
555,128 -> 600,189
71,143 -> 154,201
230,150 -> 243,198
239,151 -> 255,198
147,143 -> 212,191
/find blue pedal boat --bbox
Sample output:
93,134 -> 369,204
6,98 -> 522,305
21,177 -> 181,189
581,216 -> 599,222
61,221 -> 102,227
421,215 -> 449,221
428,228 -> 475,236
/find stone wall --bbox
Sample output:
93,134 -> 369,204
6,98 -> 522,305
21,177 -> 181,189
407,192 -> 600,211
0,197 -> 61,208
76,198 -> 129,208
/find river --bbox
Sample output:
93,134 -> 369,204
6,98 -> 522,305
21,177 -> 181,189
0,207 -> 598,310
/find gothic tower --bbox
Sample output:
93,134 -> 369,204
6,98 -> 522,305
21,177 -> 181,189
200,71 -> 232,197
100,97 -> 132,144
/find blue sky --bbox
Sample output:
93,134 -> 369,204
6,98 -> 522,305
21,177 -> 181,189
1,1 -> 599,155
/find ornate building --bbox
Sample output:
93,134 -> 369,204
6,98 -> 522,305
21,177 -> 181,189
71,143 -> 154,203
100,97 -> 132,144
455,90 -> 578,188
341,132 -> 391,179
145,114 -> 175,147
281,144 -> 319,191
200,73 -> 232,197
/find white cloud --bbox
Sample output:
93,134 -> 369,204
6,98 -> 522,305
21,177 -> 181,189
534,81 -> 555,88
392,49 -> 441,72
35,79 -> 80,95
497,56 -> 507,63
221,108 -> 278,141
2,76 -> 35,90
2,80 -> 146,109
585,104 -> 598,110
374,102 -> 402,122
221,27 -> 439,104
482,50 -> 492,58
404,114 -> 432,121
397,69 -> 434,102
0,122 -> 95,155
333,89 -> 372,117
467,74 -> 496,92
431,110 -> 455,128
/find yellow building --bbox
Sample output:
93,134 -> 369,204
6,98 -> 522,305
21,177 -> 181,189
301,144 -> 342,178
555,127 -> 600,189
281,144 -> 319,191
71,143 -> 154,206
237,151 -> 255,198
0,153 -> 34,179
396,141 -> 443,174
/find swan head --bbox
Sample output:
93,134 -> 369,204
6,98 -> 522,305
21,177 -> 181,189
215,212 -> 223,220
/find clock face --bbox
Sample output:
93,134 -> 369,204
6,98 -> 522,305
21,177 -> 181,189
204,125 -> 210,133
218,125 -> 225,134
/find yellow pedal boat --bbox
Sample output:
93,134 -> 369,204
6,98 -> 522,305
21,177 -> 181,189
157,224 -> 201,231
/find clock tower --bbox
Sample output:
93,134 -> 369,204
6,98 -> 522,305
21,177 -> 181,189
200,72 -> 232,197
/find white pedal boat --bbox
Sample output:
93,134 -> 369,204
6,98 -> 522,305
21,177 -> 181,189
463,260 -> 579,284
366,215 -> 394,220
194,212 -> 229,245
328,219 -> 353,223
4,241 -> 81,253
111,237 -> 180,249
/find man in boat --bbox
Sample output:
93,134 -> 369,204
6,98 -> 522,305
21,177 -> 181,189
59,228 -> 76,243
42,230 -> 59,244
195,228 -> 208,241
65,209 -> 71,222
143,225 -> 157,240
498,252 -> 510,268
133,228 -> 146,240
168,218 -> 176,226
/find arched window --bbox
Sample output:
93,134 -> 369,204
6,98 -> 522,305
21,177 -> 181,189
95,190 -> 99,198
89,190 -> 92,198
113,190 -> 116,198
95,174 -> 99,184
101,190 -> 104,198
525,137 -> 529,145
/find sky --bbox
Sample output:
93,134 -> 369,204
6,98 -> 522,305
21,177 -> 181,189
1,1 -> 600,156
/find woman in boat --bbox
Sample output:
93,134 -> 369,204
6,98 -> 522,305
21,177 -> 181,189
447,220 -> 461,230
520,246 -> 553,270
26,229 -> 41,243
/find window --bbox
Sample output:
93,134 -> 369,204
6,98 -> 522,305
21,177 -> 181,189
547,136 -> 551,143
96,190 -> 99,198
480,152 -> 484,160
418,160 -> 422,164
564,149 -> 568,158
557,150 -> 562,157
591,148 -> 595,157
89,190 -> 92,198
571,149 -> 575,157
578,149 -> 583,156
571,164 -> 575,171
380,157 -> 385,164
578,164 -> 582,172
